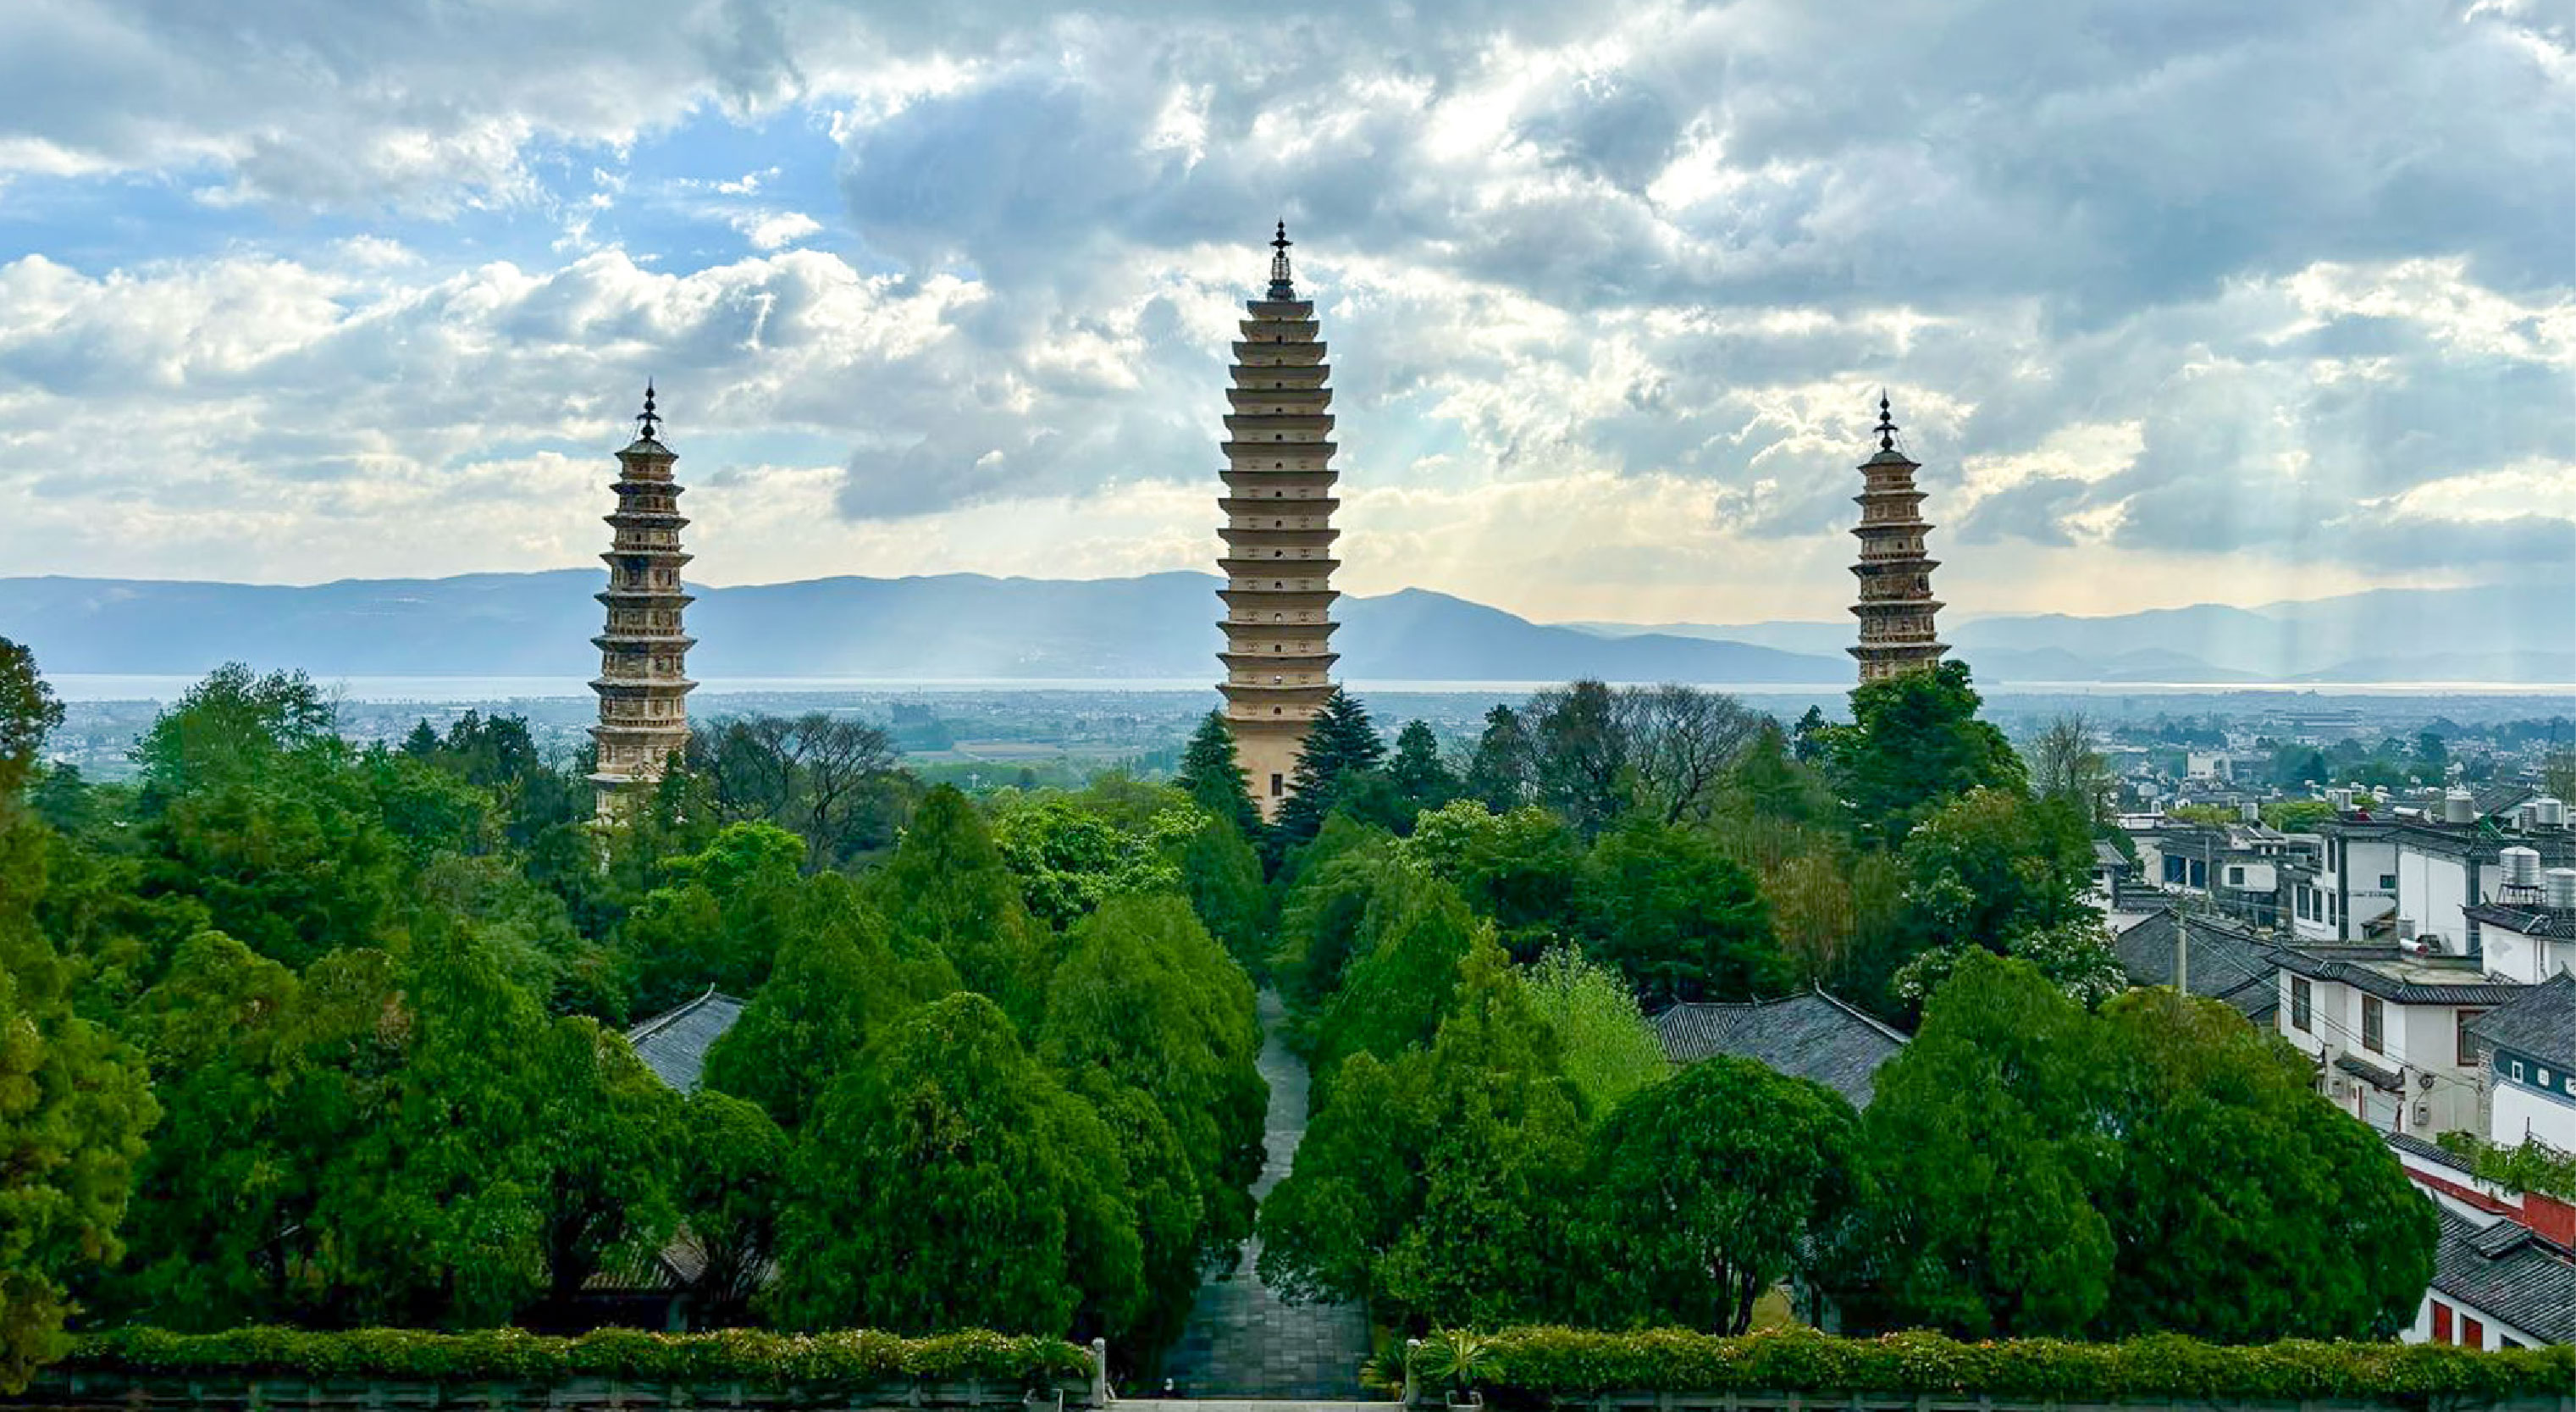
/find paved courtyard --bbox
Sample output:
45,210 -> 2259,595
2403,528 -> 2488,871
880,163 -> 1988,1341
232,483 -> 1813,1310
1158,991 -> 1375,1400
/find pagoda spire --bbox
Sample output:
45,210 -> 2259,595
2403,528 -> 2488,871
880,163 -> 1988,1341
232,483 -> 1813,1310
1219,225 -> 1341,819
1268,220 -> 1296,301
589,384 -> 698,817
1846,391 -> 1948,684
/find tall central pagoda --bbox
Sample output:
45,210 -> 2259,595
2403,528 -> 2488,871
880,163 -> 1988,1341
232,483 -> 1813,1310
589,383 -> 698,817
1216,223 -> 1342,817
1847,393 -> 1949,683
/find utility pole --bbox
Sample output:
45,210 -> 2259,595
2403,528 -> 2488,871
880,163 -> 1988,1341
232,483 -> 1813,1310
2175,905 -> 2189,999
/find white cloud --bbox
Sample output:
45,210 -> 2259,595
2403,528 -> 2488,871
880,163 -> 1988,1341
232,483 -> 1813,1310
0,0 -> 2565,621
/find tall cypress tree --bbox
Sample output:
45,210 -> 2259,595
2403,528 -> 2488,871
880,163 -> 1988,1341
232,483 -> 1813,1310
1276,689 -> 1385,847
1175,710 -> 1262,839
1462,703 -> 1533,812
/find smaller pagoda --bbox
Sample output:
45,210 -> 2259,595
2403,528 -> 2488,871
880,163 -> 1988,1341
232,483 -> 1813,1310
1847,393 -> 1949,684
589,383 -> 697,817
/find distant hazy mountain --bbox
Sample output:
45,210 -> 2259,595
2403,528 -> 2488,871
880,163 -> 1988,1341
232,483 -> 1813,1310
1556,579 -> 2576,684
0,572 -> 1845,684
6,571 -> 2566,687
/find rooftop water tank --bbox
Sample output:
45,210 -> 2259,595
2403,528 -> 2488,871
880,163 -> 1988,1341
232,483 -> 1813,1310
2547,868 -> 2576,911
2535,797 -> 2568,828
2444,789 -> 2476,825
2501,846 -> 2545,889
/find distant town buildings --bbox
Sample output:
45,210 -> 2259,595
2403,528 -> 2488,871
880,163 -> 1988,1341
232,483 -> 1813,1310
589,384 -> 698,817
1846,395 -> 1948,684
1216,224 -> 1344,818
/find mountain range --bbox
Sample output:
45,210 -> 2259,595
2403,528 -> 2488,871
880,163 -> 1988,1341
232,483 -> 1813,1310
3,571 -> 2568,687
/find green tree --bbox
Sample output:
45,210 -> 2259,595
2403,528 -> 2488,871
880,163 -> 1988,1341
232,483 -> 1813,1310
1790,705 -> 1831,763
1583,1056 -> 1865,1334
1374,940 -> 1589,1329
1386,721 -> 1460,819
1405,800 -> 1584,955
0,640 -> 64,799
107,929 -> 306,1330
1579,817 -> 1789,1004
701,873 -> 954,1129
136,747 -> 410,972
1175,811 -> 1269,975
1520,947 -> 1667,1117
769,993 -> 1142,1337
295,927 -> 553,1328
1037,894 -> 1263,1343
1269,817 -> 1399,1033
874,787 -> 1050,1029
1528,680 -> 1629,837
1462,704 -> 1534,812
1309,867 -> 1483,1081
130,663 -> 335,800
0,815 -> 158,1386
1855,952 -> 2114,1337
2089,989 -> 2435,1340
1893,788 -> 2098,978
1276,689 -> 1387,847
1826,660 -> 2023,845
1175,711 -> 1263,839
672,1088 -> 787,1326
1250,1049 -> 1425,1308
1856,954 -> 2434,1342
1260,940 -> 1586,1328
2415,728 -> 2449,774
616,821 -> 812,1016
527,1016 -> 683,1310
989,792 -> 1195,930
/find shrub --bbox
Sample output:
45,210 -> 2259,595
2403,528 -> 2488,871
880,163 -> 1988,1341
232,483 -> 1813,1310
1413,1327 -> 2575,1404
66,1326 -> 1092,1387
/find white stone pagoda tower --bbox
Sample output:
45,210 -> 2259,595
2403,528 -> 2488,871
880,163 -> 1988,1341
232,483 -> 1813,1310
589,383 -> 698,817
1848,393 -> 1949,683
1217,223 -> 1342,818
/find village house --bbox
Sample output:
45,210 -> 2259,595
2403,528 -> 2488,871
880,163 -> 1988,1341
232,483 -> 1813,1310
2270,944 -> 2526,1137
2465,973 -> 2576,1153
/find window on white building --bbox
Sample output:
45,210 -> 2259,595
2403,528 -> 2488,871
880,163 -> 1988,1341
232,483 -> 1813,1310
2363,995 -> 2385,1054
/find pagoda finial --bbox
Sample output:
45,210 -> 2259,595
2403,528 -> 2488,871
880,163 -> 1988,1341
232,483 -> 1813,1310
637,379 -> 661,440
1875,390 -> 1896,452
1267,220 -> 1296,300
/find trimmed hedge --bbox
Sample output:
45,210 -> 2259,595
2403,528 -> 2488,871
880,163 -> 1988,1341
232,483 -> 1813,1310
66,1326 -> 1093,1387
1423,1328 -> 2576,1404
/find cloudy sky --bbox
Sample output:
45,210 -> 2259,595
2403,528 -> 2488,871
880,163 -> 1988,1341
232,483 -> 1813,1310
1,0 -> 2568,625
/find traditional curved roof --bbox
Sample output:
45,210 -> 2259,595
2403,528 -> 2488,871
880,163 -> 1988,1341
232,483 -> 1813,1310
1650,991 -> 1910,1109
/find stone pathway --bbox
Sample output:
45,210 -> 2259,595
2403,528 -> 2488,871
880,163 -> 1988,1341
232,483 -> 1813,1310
1158,991 -> 1374,1399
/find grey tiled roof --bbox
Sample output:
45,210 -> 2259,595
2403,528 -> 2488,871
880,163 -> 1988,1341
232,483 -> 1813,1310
2431,1205 -> 2576,1344
2384,1129 -> 2475,1176
624,988 -> 748,1093
2474,782 -> 2538,817
2113,911 -> 2280,1022
2467,903 -> 2572,939
2467,973 -> 2576,1071
2269,946 -> 2530,1006
1650,992 -> 1910,1109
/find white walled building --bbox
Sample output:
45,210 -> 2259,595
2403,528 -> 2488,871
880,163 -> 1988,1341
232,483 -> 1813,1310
2466,973 -> 2576,1154
2386,1134 -> 2576,1348
2314,808 -> 2576,958
2273,945 -> 2526,1137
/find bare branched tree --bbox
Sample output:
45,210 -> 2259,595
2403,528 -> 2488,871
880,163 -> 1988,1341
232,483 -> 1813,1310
1622,684 -> 1765,825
